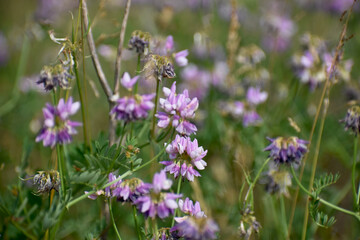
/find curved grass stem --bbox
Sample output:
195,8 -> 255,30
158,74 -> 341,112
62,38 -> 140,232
109,199 -> 122,240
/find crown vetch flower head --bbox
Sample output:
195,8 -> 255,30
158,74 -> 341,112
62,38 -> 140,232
264,137 -> 308,166
246,87 -> 268,106
177,197 -> 206,218
128,30 -> 151,54
37,64 -> 73,91
112,177 -> 151,202
341,106 -> 360,135
174,49 -> 189,67
36,97 -> 81,148
134,171 -> 182,219
110,94 -> 155,122
161,135 -> 207,181
156,82 -> 199,135
171,216 -> 219,240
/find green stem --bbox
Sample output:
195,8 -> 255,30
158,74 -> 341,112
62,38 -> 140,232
72,51 -> 89,151
151,78 -> 161,139
153,218 -> 158,240
171,176 -> 183,227
134,53 -> 141,95
132,205 -> 142,240
302,96 -> 329,240
352,136 -> 358,207
56,144 -> 66,201
109,199 -> 122,240
244,158 -> 272,203
290,166 -> 360,222
280,195 -> 288,239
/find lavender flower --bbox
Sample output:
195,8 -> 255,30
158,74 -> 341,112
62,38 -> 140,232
246,87 -> 268,105
156,82 -> 199,135
263,164 -> 292,197
113,178 -> 151,202
36,97 -> 81,148
134,171 -> 182,219
161,135 -> 207,181
121,72 -> 139,90
264,137 -> 308,165
180,64 -> 211,100
165,35 -> 174,52
171,217 -> 219,240
243,111 -> 262,127
110,94 -> 155,122
174,50 -> 189,67
341,106 -> 360,135
177,197 -> 206,218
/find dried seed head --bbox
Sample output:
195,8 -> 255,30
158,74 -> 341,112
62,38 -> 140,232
128,30 -> 151,54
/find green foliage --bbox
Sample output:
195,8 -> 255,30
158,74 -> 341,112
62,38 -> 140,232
313,172 -> 340,195
309,198 -> 337,228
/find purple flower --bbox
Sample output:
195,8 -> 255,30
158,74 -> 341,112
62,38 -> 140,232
246,87 -> 268,105
243,110 -> 262,127
165,35 -> 174,52
134,171 -> 182,219
175,50 -> 189,67
264,137 -> 308,165
161,135 -> 207,181
177,198 -> 206,218
156,82 -> 199,135
121,72 -> 139,90
110,94 -> 155,122
37,64 -> 73,91
36,97 -> 81,148
180,64 -> 211,100
128,30 -> 151,54
171,216 -> 219,240
341,106 -> 360,135
112,178 -> 151,202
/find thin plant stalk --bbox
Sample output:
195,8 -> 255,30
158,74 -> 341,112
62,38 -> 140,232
244,158 -> 272,203
280,195 -> 288,239
132,205 -> 142,240
153,218 -> 159,240
290,166 -> 360,222
352,135 -> 358,208
301,96 -> 330,240
171,176 -> 183,227
56,144 -> 66,201
151,78 -> 161,139
109,199 -> 122,240
134,54 -> 141,94
287,2 -> 356,235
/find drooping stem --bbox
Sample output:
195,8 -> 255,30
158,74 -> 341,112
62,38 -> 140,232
352,135 -> 358,208
301,96 -> 329,240
151,78 -> 161,139
109,199 -> 122,240
171,176 -> 183,227
132,205 -> 142,240
244,158 -> 272,203
290,166 -> 360,222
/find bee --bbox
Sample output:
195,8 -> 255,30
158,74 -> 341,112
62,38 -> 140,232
142,54 -> 176,81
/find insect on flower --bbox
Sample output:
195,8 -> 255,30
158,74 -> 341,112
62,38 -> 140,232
143,54 -> 176,81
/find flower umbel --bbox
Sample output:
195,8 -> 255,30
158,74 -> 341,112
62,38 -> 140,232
171,216 -> 219,240
264,136 -> 308,166
36,97 -> 81,148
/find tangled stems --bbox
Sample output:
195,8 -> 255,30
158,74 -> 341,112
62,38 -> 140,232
290,166 -> 360,222
109,199 -> 122,240
352,136 -> 358,208
244,158 -> 272,204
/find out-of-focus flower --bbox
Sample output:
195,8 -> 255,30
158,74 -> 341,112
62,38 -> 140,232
165,35 -> 174,52
36,97 -> 81,148
128,30 -> 151,54
180,65 -> 211,100
341,106 -> 360,135
264,137 -> 308,166
237,45 -> 266,66
238,207 -> 261,239
177,197 -> 206,218
243,111 -> 262,127
0,32 -> 9,66
121,72 -> 139,91
134,171 -> 182,219
261,13 -> 295,52
156,82 -> 199,135
212,61 -> 229,86
171,216 -> 219,240
246,87 -> 268,105
32,170 -> 60,194
262,165 -> 292,197
161,135 -> 207,181
110,94 -> 155,122
37,64 -> 73,91
174,50 -> 189,67
35,0 -> 78,23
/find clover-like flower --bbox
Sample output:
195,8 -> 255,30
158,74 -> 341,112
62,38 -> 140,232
341,106 -> 360,135
161,135 -> 207,181
37,64 -> 73,91
36,97 -> 81,148
264,136 -> 308,166
171,216 -> 219,240
134,171 -> 182,219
